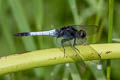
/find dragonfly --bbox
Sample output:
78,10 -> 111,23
14,25 -> 101,64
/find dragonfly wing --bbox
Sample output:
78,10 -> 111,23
72,25 -> 98,36
56,37 -> 85,63
75,37 -> 88,45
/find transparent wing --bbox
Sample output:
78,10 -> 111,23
71,25 -> 98,36
75,37 -> 88,45
56,37 -> 85,64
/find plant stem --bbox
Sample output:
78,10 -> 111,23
107,0 -> 114,80
108,0 -> 114,43
0,43 -> 119,76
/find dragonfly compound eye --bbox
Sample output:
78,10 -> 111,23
78,30 -> 86,38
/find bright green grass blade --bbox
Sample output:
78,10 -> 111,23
95,0 -> 104,25
32,0 -> 44,79
7,0 -> 37,79
89,62 -> 106,80
49,64 -> 64,80
107,0 -> 114,80
62,65 -> 70,80
97,8 -> 108,42
0,0 -> 16,54
108,0 -> 114,43
8,0 -> 37,51
79,0 -> 98,24
0,0 -> 19,80
68,0 -> 80,24
33,0 -> 43,49
69,63 -> 81,80
92,0 -> 104,43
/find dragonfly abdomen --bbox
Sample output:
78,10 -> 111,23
14,29 -> 58,37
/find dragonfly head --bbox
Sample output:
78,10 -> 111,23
76,30 -> 86,39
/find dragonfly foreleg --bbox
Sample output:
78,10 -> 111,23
73,38 -> 76,46
61,38 -> 72,57
73,38 -> 80,54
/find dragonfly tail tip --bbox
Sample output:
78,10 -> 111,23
13,32 -> 30,36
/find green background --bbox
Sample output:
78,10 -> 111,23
0,0 -> 119,80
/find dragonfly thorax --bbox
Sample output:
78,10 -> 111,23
56,26 -> 77,39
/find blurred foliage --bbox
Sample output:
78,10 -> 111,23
0,0 -> 119,80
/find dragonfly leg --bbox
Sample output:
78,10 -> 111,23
73,38 -> 76,46
61,39 -> 72,57
73,38 -> 80,54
